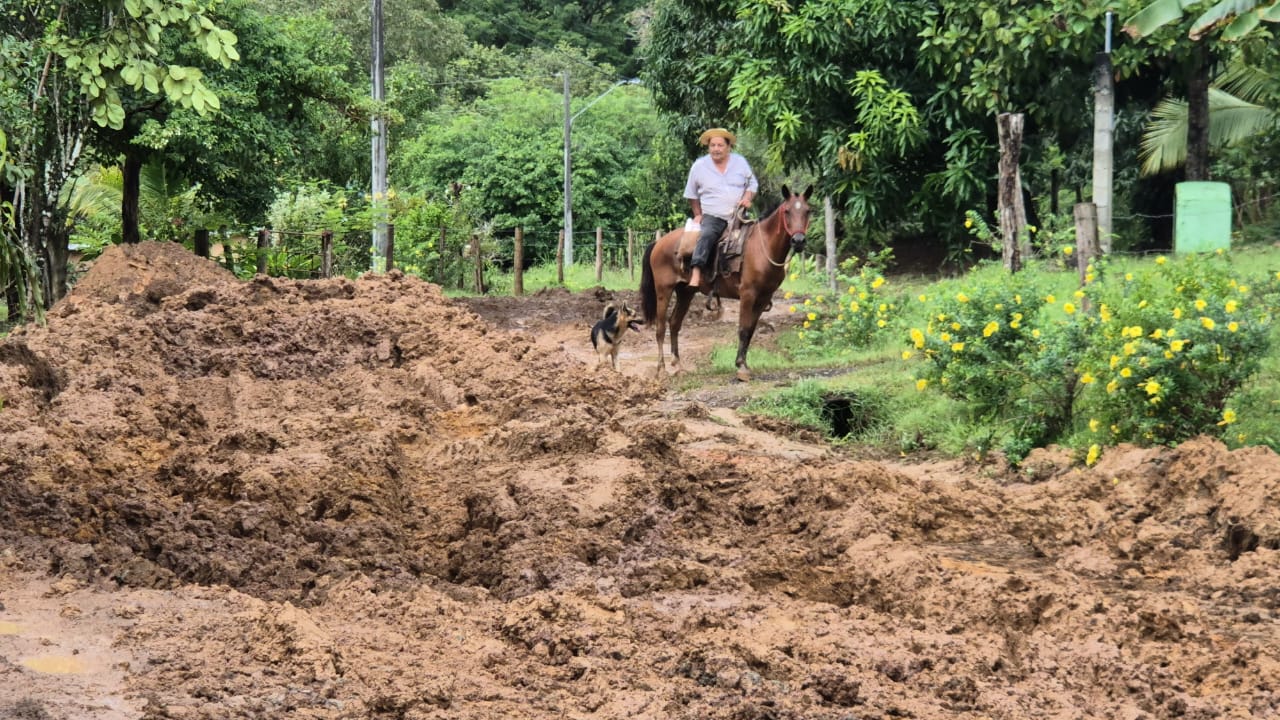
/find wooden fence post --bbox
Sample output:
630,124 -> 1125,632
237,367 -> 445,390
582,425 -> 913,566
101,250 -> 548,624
386,223 -> 395,271
1074,203 -> 1098,303
256,229 -> 270,275
627,229 -> 635,281
595,227 -> 604,283
556,229 -> 565,285
997,112 -> 1026,273
472,235 -> 484,293
513,227 -> 524,296
437,227 -> 446,286
320,230 -> 334,278
194,229 -> 210,258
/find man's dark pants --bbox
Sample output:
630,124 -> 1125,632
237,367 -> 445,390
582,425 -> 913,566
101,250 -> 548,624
691,214 -> 727,274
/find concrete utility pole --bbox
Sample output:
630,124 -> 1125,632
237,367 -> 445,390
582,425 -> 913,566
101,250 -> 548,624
370,0 -> 388,271
562,71 -> 574,268
1092,11 -> 1115,254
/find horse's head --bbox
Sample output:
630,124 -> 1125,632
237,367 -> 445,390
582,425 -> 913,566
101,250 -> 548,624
780,184 -> 814,254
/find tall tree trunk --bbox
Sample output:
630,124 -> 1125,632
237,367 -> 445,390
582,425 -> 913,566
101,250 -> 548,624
1185,44 -> 1212,181
122,152 -> 142,244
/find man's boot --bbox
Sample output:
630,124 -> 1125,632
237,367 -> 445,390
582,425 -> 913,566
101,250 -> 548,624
688,267 -> 702,289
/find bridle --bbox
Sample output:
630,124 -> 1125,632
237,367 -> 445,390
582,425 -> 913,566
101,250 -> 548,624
758,199 -> 809,268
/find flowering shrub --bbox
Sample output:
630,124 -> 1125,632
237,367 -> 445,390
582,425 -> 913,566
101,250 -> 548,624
786,250 -> 900,351
906,251 -> 1274,462
1073,252 -> 1273,447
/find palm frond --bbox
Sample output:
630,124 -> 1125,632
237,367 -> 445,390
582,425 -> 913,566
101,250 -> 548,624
1139,88 -> 1277,174
1140,97 -> 1189,175
1216,54 -> 1279,104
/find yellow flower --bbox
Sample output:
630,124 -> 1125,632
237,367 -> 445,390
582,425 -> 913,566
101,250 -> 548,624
1062,245 -> 1074,256
1172,307 -> 1184,319
1106,380 -> 1119,394
1120,367 -> 1132,378
1144,379 -> 1161,395
879,303 -> 888,312
1086,444 -> 1100,466
815,295 -> 825,304
1125,273 -> 1134,281
859,291 -> 869,300
803,321 -> 811,328
956,292 -> 970,303
1080,372 -> 1096,384
1109,355 -> 1120,368
1123,341 -> 1137,356
784,291 -> 794,300
1073,290 -> 1085,299
1063,302 -> 1076,315
788,305 -> 797,313
790,273 -> 798,281
918,294 -> 928,302
1201,317 -> 1216,330
916,378 -> 929,391
1046,294 -> 1056,304
1228,321 -> 1239,332
951,322 -> 962,331
1009,320 -> 1021,329
910,328 -> 925,348
1014,294 -> 1022,304
902,350 -> 912,360
877,319 -> 887,328
983,321 -> 999,337
1225,299 -> 1238,313
872,277 -> 885,289
1219,408 -> 1238,425
1156,256 -> 1167,265
1195,299 -> 1207,311
951,342 -> 965,352
1150,328 -> 1164,339
1138,300 -> 1148,309
804,298 -> 812,306
851,301 -> 860,312
1032,329 -> 1041,339
940,332 -> 952,342
806,312 -> 817,321
964,217 -> 973,228
1239,285 -> 1249,294
1089,418 -> 1100,432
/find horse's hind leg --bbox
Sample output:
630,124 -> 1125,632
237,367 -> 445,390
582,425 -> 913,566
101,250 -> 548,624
653,287 -> 671,377
668,287 -> 696,373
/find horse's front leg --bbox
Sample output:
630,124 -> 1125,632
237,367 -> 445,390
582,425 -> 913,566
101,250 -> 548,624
668,287 -> 696,373
734,292 -> 767,382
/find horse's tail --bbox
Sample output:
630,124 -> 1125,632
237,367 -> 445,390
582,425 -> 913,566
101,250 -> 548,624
640,241 -> 657,325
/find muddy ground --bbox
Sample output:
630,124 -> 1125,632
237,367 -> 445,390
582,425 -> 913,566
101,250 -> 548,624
1,242 -> 1278,720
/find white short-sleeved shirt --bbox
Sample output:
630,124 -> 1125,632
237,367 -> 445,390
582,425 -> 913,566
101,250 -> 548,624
683,153 -> 758,221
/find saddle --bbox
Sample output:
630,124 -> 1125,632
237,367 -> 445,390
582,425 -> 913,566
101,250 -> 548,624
675,208 -> 757,281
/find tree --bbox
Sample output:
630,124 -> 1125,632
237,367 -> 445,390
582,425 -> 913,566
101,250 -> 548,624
1,0 -> 240,307
1126,1 -> 1280,174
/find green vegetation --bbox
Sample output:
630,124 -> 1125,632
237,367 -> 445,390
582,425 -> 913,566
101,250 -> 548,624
702,246 -> 1280,464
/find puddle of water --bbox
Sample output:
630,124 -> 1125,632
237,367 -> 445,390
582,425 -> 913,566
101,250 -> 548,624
20,655 -> 87,674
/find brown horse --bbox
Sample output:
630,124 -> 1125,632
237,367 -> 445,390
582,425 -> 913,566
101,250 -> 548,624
640,185 -> 813,381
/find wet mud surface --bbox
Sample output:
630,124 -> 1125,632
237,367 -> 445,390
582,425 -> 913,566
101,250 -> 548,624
1,242 -> 1278,719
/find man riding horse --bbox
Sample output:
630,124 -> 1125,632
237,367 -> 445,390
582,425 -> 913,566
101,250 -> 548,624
684,128 -> 757,293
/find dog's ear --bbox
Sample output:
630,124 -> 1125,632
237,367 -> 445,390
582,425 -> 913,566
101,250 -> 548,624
602,302 -> 616,319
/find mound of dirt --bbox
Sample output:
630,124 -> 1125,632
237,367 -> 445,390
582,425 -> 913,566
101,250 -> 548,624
1,242 -> 1277,720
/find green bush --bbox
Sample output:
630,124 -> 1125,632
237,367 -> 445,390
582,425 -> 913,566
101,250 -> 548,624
785,250 -> 901,353
904,252 -> 1275,462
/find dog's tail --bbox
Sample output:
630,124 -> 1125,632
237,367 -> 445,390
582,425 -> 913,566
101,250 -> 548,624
640,241 -> 657,325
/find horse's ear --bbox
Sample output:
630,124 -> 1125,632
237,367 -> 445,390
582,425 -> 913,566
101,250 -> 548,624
781,185 -> 792,200
803,185 -> 814,199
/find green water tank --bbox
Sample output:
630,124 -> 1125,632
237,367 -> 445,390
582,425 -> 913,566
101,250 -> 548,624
1174,181 -> 1232,254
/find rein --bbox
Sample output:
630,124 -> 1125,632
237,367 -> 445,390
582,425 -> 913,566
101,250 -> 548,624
756,204 -> 800,268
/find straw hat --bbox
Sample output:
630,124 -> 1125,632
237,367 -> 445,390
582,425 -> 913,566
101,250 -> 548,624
698,127 -> 737,146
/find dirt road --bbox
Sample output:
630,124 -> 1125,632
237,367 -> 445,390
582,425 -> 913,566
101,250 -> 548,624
1,242 -> 1277,719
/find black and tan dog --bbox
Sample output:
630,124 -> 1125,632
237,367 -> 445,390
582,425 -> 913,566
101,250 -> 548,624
591,303 -> 641,371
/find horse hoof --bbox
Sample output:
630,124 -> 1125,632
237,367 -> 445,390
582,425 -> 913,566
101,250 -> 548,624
736,367 -> 751,382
